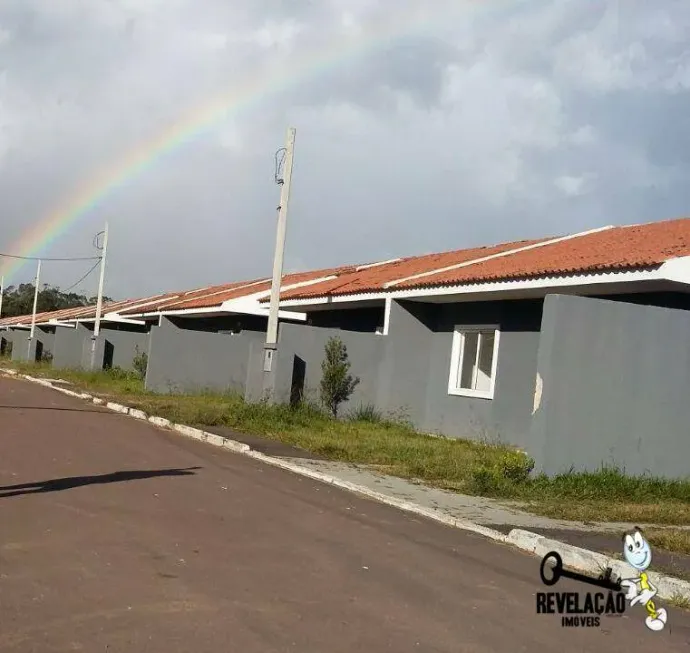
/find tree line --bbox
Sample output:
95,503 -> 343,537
0,283 -> 114,319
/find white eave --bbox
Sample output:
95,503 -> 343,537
46,320 -> 77,328
277,261 -> 690,310
76,313 -> 147,326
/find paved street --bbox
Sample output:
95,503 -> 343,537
1,377 -> 689,652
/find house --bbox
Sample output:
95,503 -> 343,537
126,266 -> 363,395
3,216 -> 690,478
0,293 -> 179,369
255,217 -> 690,479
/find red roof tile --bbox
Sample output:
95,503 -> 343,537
270,218 -> 690,300
271,239 -> 547,301
395,218 -> 690,289
157,266 -> 356,312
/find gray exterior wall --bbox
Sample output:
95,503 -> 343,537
260,298 -> 542,442
424,300 -> 543,448
4,329 -> 27,361
530,294 -> 690,478
51,323 -> 149,371
96,325 -> 150,372
145,316 -> 265,394
381,299 -> 543,448
52,324 -> 92,369
266,321 -> 386,411
6,326 -> 55,362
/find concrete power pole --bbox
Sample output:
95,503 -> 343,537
0,275 -> 4,319
89,221 -> 109,371
28,260 -> 41,360
262,127 -> 296,397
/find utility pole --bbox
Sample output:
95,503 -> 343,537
89,221 -> 109,371
28,260 -> 41,360
262,127 -> 296,395
0,275 -> 4,319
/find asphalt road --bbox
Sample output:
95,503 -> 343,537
1,376 -> 689,652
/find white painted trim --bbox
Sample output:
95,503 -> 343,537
77,314 -> 147,326
356,258 -> 401,271
381,296 -> 392,335
447,325 -> 500,400
47,320 -> 77,328
156,278 -> 271,312
384,225 -> 615,289
278,266 -> 671,308
221,298 -> 307,321
659,256 -> 690,284
234,274 -> 340,304
132,306 -> 229,318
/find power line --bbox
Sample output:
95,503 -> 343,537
61,260 -> 102,293
0,252 -> 102,262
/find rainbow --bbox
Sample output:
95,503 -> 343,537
1,1 -> 517,283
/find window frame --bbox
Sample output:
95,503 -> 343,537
447,324 -> 501,400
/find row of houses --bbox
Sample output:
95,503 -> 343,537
3,216 -> 690,479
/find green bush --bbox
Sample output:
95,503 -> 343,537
319,336 -> 360,418
132,346 -> 148,381
501,450 -> 535,483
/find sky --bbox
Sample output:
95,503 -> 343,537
0,0 -> 689,299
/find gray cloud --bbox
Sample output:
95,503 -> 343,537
0,0 -> 689,299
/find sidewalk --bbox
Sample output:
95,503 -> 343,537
206,425 -> 690,584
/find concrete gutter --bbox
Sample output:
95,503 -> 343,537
3,366 -> 690,604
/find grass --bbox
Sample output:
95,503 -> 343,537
646,529 -> 690,556
3,358 -> 690,528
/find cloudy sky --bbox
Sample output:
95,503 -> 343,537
0,0 -> 689,299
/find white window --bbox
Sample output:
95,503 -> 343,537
447,325 -> 500,399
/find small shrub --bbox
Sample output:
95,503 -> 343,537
349,403 -> 383,423
132,346 -> 148,380
500,450 -> 535,483
41,349 -> 53,364
106,366 -> 137,381
319,336 -> 360,418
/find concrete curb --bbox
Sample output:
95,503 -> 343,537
506,528 -> 690,602
2,366 -> 689,603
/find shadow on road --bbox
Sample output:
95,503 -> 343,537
0,467 -> 201,498
0,405 -> 108,413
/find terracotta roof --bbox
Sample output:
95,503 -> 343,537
120,280 -> 266,314
152,266 -> 357,312
269,217 -> 690,300
270,238 -> 548,301
395,218 -> 690,289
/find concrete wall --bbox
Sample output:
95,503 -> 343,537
52,324 -> 91,369
422,299 -> 543,449
6,326 -> 55,362
376,300 -> 435,425
93,325 -> 149,372
263,298 -> 542,440
0,332 -> 11,357
267,321 -> 386,411
145,316 -> 265,394
51,323 -> 149,371
530,294 -> 690,478
5,329 -> 26,361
